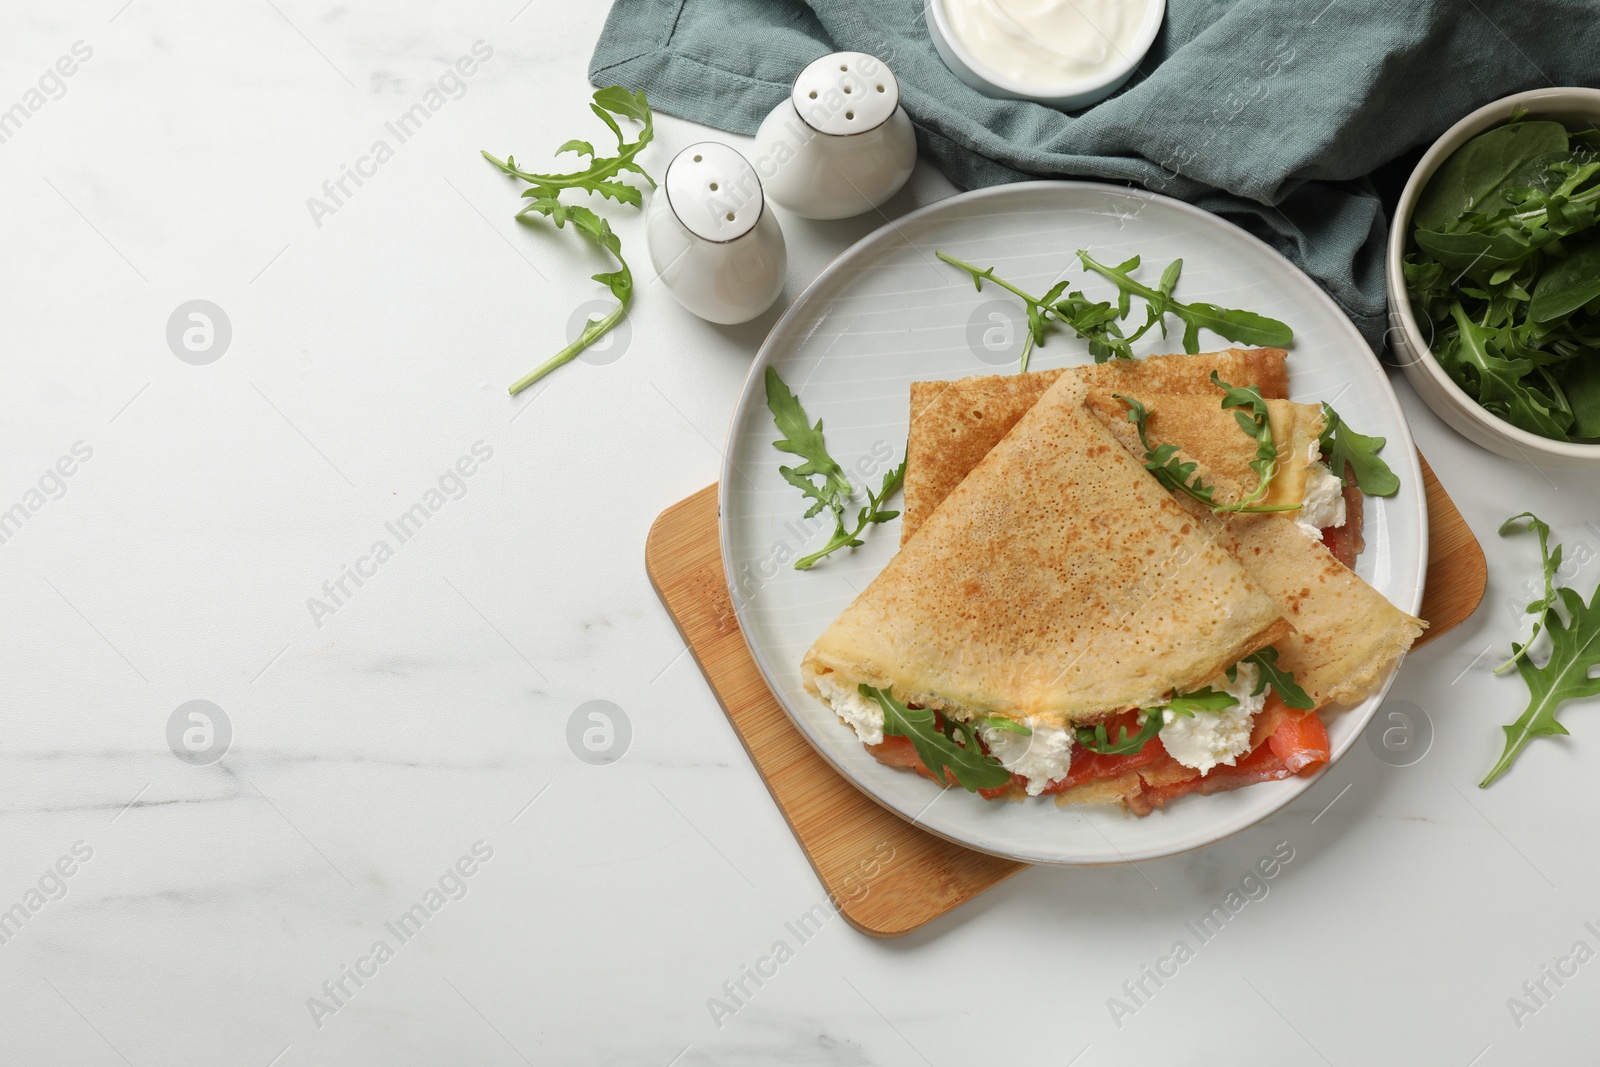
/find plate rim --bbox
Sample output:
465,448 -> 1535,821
717,179 -> 1428,866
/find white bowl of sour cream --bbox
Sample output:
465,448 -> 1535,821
927,0 -> 1165,111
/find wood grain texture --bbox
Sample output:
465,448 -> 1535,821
1415,453 -> 1487,647
645,454 -> 1484,938
644,486 -> 1024,937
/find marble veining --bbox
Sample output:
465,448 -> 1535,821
3,1 -> 1600,1064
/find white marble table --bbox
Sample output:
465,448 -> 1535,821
4,2 -> 1600,1064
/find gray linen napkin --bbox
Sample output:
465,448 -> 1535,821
590,0 -> 1600,351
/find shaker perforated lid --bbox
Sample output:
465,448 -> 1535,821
663,142 -> 765,243
791,52 -> 899,136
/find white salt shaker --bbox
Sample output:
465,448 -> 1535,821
646,142 -> 788,325
752,51 -> 917,220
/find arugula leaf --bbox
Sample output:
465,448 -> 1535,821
1413,227 -> 1541,280
1446,302 -> 1539,410
1076,711 -> 1164,755
1115,393 -> 1300,515
1318,404 -> 1401,496
1075,682 -> 1245,755
936,251 -> 1133,367
979,715 -> 1032,736
1078,251 -> 1294,352
936,248 -> 1297,369
1414,120 -> 1570,230
1164,687 -> 1240,717
1158,258 -> 1184,297
483,87 -> 655,395
1051,288 -> 1135,364
1210,372 -> 1282,511
765,368 -> 904,570
1480,582 -> 1600,787
1530,240 -> 1600,323
1564,354 -> 1600,438
765,367 -> 852,511
793,457 -> 906,571
483,86 -> 655,205
1494,512 -> 1560,675
1243,647 -> 1315,709
1118,393 -> 1217,507
860,686 -> 1013,790
506,202 -> 634,395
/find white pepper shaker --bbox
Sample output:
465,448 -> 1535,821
645,142 -> 788,325
752,51 -> 917,220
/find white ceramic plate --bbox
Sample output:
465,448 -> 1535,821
719,182 -> 1427,865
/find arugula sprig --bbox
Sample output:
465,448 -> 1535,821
766,367 -> 852,515
1318,404 -> 1400,496
483,87 -> 655,396
1118,394 -> 1209,504
1477,510 -> 1600,786
1115,392 -> 1301,514
1075,687 -> 1239,755
936,251 -> 1134,368
1164,687 -> 1241,716
1077,251 -> 1295,353
860,686 -> 1013,791
1494,512 -> 1560,675
1076,712 -> 1164,755
482,86 -> 655,208
505,204 -> 632,395
765,367 -> 904,570
1210,371 -> 1283,511
1242,647 -> 1315,709
1481,576 -> 1600,788
794,461 -> 905,571
936,250 -> 1293,369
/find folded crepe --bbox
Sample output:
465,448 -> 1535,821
1084,392 -> 1426,708
902,348 -> 1288,544
801,373 -> 1292,730
963,390 -> 1419,809
900,346 -> 1423,711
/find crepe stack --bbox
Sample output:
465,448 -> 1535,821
801,348 -> 1424,812
901,348 -> 1291,545
802,369 -> 1291,725
1085,393 -> 1423,707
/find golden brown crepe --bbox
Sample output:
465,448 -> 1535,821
1084,391 -> 1325,510
898,349 -> 1423,713
801,373 -> 1292,729
963,391 -> 1377,808
901,348 -> 1289,544
1086,397 -> 1426,709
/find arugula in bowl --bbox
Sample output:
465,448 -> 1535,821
1403,116 -> 1600,442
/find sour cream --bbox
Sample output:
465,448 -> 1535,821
941,0 -> 1152,88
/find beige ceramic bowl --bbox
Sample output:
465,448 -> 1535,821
1387,86 -> 1600,465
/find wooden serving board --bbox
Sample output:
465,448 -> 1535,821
645,454 -> 1485,938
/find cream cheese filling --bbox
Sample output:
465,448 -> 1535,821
815,673 -> 884,745
1158,661 -> 1265,776
1296,440 -> 1347,539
